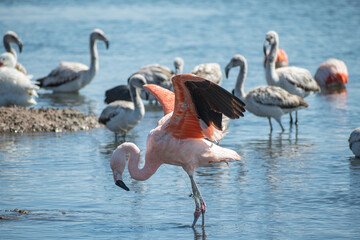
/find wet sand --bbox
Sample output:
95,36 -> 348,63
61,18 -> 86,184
0,107 -> 100,133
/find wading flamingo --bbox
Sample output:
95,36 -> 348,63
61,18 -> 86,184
314,58 -> 348,93
192,62 -> 222,85
110,74 -> 245,227
226,54 -> 308,131
349,128 -> 360,158
3,31 -> 27,75
0,53 -> 38,107
263,30 -> 320,124
98,74 -> 146,141
36,28 -> 109,93
104,57 -> 184,104
264,48 -> 288,68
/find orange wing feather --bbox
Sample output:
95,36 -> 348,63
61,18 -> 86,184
143,84 -> 175,115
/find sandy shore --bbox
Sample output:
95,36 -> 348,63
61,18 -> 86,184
0,107 -> 100,133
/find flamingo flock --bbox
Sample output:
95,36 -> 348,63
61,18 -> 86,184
1,28 -> 357,228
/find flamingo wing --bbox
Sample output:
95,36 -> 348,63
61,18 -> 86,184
143,84 -> 175,115
278,66 -> 320,92
36,61 -> 88,87
249,86 -> 308,108
166,74 -> 245,141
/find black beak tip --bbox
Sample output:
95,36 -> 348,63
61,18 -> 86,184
115,180 -> 130,191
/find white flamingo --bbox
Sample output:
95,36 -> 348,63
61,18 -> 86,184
36,28 -> 109,93
192,62 -> 222,85
263,30 -> 320,124
104,57 -> 184,104
349,128 -> 360,158
225,54 -> 308,131
99,74 -> 146,141
3,31 -> 27,75
314,58 -> 348,92
0,53 -> 38,107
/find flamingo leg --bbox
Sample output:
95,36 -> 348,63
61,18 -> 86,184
295,111 -> 298,125
289,113 -> 293,124
275,118 -> 284,132
114,133 -> 118,142
267,117 -> 273,131
189,175 -> 206,228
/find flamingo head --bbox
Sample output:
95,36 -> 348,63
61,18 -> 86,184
224,54 -> 246,79
110,144 -> 130,191
173,57 -> 184,75
0,52 -> 16,68
263,31 -> 279,56
91,28 -> 110,49
3,31 -> 23,53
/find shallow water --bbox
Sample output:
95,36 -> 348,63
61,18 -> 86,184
1,0 -> 360,239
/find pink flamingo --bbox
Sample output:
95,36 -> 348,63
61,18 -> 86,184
314,58 -> 348,92
264,48 -> 288,69
110,74 -> 245,227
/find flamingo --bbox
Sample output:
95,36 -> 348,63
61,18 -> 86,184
98,74 -> 146,141
104,57 -> 184,104
225,54 -> 308,131
314,58 -> 348,92
264,48 -> 288,68
263,30 -> 320,124
35,28 -> 109,93
349,128 -> 360,158
0,53 -> 38,107
192,62 -> 222,85
110,74 -> 245,227
3,31 -> 27,75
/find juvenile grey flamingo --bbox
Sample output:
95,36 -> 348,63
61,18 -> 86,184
226,54 -> 308,131
36,29 -> 109,93
263,30 -> 320,124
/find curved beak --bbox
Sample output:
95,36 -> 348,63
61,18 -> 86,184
17,40 -> 23,53
115,180 -> 130,191
104,39 -> 109,49
224,62 -> 232,79
263,40 -> 269,56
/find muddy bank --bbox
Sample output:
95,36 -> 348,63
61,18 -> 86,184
0,107 -> 100,133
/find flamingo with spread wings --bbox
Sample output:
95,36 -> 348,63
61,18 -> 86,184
110,74 -> 245,227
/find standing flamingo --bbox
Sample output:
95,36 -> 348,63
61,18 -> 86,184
104,57 -> 184,104
98,74 -> 146,141
3,31 -> 27,75
264,48 -> 288,68
110,74 -> 245,227
263,30 -> 320,124
35,29 -> 109,93
314,58 -> 348,93
225,54 -> 308,131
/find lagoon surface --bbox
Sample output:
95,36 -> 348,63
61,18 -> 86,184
1,0 -> 360,239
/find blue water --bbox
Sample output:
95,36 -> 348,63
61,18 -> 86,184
1,0 -> 360,239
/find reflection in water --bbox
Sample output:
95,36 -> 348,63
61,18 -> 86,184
193,226 -> 206,240
318,88 -> 348,110
38,92 -> 99,115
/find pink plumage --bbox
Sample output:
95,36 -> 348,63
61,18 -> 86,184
314,58 -> 348,91
110,74 -> 245,227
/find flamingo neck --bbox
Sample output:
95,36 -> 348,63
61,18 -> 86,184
130,85 -> 145,117
3,40 -> 17,61
87,37 -> 98,81
121,144 -> 161,181
234,62 -> 247,100
265,39 -> 279,85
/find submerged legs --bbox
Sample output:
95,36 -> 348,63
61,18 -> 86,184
189,175 -> 206,228
268,117 -> 273,131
